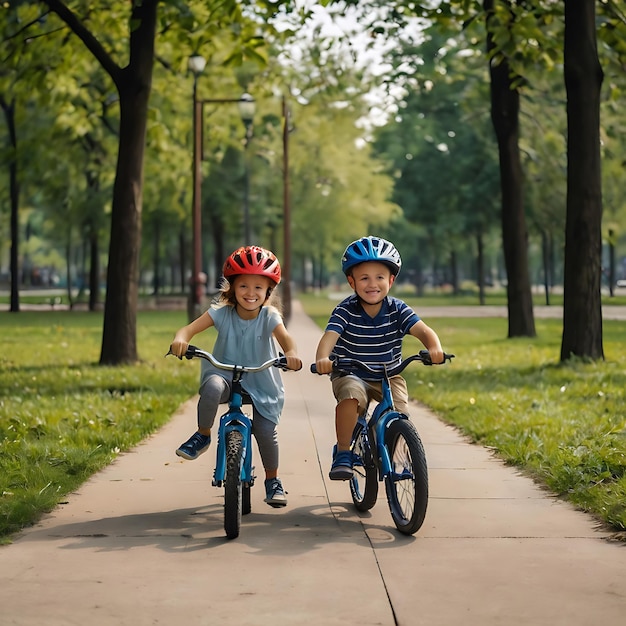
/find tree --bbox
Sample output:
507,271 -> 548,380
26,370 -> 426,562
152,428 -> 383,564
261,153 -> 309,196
327,0 -> 626,355
37,0 -> 291,364
0,94 -> 19,312
560,0 -> 604,361
484,0 -> 535,336
37,0 -> 157,363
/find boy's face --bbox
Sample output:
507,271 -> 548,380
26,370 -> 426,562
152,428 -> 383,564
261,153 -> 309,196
347,261 -> 395,305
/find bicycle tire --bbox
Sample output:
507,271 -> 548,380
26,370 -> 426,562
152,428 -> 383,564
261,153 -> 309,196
350,422 -> 378,511
242,482 -> 251,515
224,430 -> 244,539
384,417 -> 428,535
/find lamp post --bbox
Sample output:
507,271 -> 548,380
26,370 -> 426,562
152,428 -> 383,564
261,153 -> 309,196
188,54 -> 207,320
238,93 -> 255,246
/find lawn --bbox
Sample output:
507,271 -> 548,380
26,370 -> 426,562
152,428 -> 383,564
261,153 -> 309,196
299,292 -> 626,534
0,310 -> 216,542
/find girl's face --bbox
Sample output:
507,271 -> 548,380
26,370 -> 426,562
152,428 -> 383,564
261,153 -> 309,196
347,261 -> 395,306
232,274 -> 273,317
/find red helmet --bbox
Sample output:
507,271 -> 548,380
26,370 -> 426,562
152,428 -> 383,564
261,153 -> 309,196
223,246 -> 282,285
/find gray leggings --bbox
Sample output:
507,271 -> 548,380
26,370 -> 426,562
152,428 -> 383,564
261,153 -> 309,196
197,374 -> 279,471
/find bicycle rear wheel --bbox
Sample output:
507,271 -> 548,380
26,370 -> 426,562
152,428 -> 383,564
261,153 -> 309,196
224,430 -> 244,539
350,422 -> 378,511
384,417 -> 428,535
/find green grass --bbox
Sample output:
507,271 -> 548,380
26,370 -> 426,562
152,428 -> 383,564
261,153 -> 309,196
0,310 -> 216,542
300,292 -> 626,533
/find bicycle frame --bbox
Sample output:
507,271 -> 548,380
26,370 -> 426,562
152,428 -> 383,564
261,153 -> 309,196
169,344 -> 289,488
212,369 -> 255,488
363,369 -> 410,481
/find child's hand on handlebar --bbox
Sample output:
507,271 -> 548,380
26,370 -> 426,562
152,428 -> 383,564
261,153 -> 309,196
428,349 -> 445,365
285,355 -> 303,371
314,357 -> 334,375
169,334 -> 190,359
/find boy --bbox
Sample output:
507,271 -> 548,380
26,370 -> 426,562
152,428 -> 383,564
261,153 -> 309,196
314,236 -> 444,480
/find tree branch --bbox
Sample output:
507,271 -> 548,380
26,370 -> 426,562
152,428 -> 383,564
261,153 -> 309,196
41,0 -> 122,87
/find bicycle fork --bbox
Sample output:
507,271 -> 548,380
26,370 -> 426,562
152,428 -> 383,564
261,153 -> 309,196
369,410 -> 413,481
212,415 -> 255,486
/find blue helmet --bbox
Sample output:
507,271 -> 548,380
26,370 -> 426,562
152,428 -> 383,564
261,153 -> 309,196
341,236 -> 402,276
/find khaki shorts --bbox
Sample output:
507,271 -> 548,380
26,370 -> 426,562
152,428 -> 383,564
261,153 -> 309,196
331,374 -> 410,415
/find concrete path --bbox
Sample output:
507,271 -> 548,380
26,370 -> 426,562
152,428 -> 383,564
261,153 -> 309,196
1,302 -> 625,626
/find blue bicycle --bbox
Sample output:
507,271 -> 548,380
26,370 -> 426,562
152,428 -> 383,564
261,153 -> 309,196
312,350 -> 454,535
168,345 -> 290,539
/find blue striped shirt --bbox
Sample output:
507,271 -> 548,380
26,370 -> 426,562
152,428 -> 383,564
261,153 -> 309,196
326,295 -> 420,380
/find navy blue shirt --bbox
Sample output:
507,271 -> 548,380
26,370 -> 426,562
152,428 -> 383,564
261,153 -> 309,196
326,295 -> 420,380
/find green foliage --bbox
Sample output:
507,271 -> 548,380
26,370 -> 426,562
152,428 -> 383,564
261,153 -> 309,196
372,24 -> 500,284
301,293 -> 626,531
0,310 -> 213,540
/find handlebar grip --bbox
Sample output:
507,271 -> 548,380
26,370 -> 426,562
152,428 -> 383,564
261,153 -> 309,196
184,344 -> 200,360
165,344 -> 201,360
418,349 -> 432,365
419,349 -> 455,365
310,364 -> 318,374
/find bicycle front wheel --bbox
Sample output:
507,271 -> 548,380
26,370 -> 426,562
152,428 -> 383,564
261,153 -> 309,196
384,418 -> 428,535
350,422 -> 378,511
242,482 -> 251,515
224,430 -> 244,539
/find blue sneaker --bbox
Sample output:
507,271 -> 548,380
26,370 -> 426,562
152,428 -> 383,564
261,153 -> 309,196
176,432 -> 211,460
264,478 -> 287,508
329,446 -> 353,480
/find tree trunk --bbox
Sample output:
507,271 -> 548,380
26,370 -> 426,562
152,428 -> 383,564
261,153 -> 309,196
65,237 -> 74,309
561,0 -> 604,361
85,168 -> 101,311
607,229 -> 615,298
1,97 -> 20,312
179,228 -> 186,293
88,221 -> 100,311
485,0 -> 535,338
477,233 -> 485,305
541,230 -> 550,306
100,83 -> 149,362
100,3 -> 157,364
450,249 -> 458,295
152,218 -> 161,296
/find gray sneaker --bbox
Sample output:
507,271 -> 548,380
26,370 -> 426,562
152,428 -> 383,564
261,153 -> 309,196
264,478 -> 287,508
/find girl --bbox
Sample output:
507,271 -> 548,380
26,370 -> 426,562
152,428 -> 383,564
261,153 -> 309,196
169,246 -> 302,507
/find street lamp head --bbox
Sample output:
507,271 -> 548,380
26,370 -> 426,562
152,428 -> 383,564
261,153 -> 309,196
238,93 -> 256,125
188,54 -> 207,76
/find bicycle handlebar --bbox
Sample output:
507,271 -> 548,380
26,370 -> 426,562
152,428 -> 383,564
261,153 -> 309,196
166,344 -> 292,372
310,350 -> 455,377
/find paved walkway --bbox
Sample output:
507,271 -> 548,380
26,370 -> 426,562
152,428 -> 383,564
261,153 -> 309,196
1,302 -> 625,625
